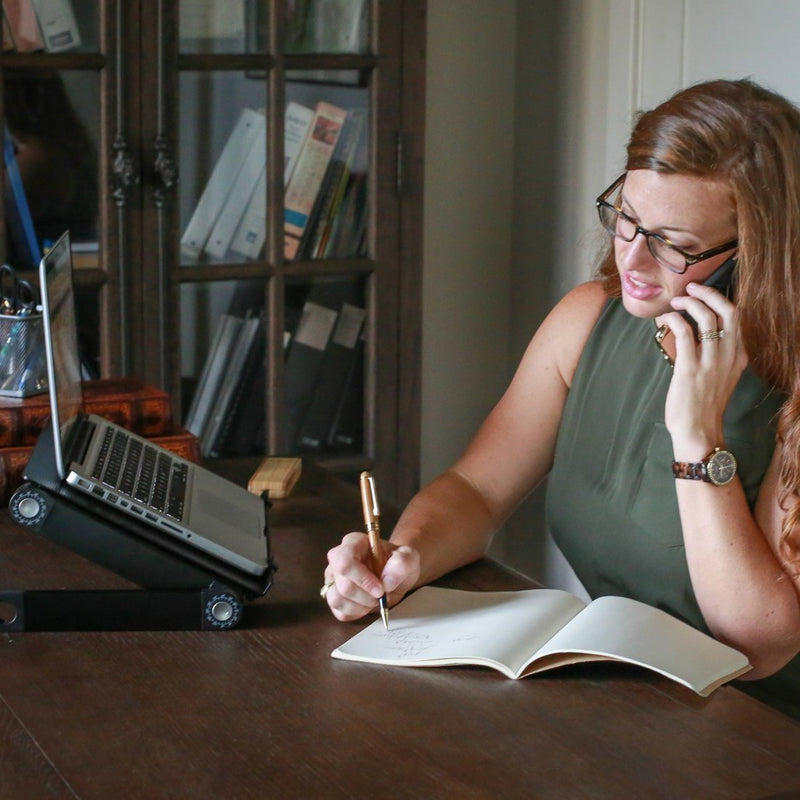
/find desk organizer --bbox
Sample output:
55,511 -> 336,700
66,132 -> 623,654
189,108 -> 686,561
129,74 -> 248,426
0,312 -> 47,398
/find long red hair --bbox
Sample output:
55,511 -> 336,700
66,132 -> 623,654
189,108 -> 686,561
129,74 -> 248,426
597,79 -> 800,569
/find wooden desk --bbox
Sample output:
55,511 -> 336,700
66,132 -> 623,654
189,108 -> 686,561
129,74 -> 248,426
1,461 -> 799,799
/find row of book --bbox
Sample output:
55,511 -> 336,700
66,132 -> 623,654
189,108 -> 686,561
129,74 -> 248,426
0,377 -> 201,505
2,0 -> 81,53
183,279 -> 365,458
287,294 -> 365,454
180,98 -> 368,264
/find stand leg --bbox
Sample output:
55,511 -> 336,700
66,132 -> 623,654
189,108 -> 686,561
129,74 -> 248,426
0,585 -> 244,632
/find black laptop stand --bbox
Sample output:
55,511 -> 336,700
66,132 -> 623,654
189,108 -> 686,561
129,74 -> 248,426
1,429 -> 275,633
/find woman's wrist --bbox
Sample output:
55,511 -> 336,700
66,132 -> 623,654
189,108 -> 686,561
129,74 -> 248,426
669,428 -> 724,463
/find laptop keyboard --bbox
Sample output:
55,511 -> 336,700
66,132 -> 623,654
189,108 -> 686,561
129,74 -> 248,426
92,428 -> 187,520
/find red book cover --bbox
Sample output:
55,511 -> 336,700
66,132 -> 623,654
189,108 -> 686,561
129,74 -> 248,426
3,0 -> 44,51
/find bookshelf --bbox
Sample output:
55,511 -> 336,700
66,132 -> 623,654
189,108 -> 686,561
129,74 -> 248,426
0,1 -> 424,506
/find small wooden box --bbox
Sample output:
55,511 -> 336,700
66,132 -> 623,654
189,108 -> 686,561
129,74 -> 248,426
248,456 -> 302,499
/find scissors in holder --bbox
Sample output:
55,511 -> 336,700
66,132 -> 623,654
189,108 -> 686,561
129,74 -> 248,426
0,263 -> 38,316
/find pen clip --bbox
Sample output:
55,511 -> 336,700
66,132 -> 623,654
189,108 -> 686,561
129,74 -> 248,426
359,471 -> 380,528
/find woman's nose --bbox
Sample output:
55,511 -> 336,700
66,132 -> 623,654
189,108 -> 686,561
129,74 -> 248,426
618,230 -> 656,270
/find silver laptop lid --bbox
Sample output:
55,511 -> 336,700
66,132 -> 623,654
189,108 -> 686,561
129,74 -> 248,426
38,231 -> 82,480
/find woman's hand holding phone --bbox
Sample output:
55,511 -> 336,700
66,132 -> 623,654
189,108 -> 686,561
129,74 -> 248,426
664,255 -> 747,458
680,255 -> 737,331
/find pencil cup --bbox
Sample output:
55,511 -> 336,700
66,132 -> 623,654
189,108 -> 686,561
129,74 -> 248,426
0,312 -> 48,397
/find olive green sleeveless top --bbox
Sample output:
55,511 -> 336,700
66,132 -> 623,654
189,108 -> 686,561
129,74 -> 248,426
546,298 -> 800,719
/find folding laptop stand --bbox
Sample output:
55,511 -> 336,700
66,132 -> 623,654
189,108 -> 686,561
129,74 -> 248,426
1,432 -> 275,633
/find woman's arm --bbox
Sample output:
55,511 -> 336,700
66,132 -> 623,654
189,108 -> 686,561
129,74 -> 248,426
324,281 -> 608,621
665,282 -> 800,678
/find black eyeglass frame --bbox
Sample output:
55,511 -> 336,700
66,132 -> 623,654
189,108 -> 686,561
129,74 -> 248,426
595,175 -> 738,275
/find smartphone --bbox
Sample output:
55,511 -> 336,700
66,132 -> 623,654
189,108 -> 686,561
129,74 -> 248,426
681,254 -> 737,330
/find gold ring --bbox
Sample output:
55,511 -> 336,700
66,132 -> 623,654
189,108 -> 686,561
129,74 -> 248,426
698,329 -> 723,341
320,580 -> 335,599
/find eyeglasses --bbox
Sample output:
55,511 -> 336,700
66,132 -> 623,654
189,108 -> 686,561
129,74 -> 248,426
595,175 -> 738,274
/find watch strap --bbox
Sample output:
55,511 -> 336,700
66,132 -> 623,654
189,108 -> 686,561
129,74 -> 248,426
672,459 -> 709,481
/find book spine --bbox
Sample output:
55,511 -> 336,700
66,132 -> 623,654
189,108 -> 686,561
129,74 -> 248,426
180,108 -> 263,260
228,166 -> 267,260
29,0 -> 81,52
283,101 -> 315,184
184,315 -> 243,440
283,300 -> 338,449
209,313 -> 266,457
2,0 -> 43,51
306,109 -> 367,259
324,171 -> 367,259
204,114 -> 267,260
201,314 -> 260,456
283,102 -> 348,247
297,303 -> 365,450
227,101 -> 314,261
327,329 -> 365,448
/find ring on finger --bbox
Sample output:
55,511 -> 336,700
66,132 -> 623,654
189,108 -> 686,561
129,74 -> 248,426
320,580 -> 335,599
698,328 -> 724,341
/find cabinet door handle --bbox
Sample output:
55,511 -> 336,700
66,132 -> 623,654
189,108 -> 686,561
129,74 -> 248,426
112,132 -> 139,208
153,133 -> 178,208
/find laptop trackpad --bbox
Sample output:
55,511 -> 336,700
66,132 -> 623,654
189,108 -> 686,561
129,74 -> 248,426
188,470 -> 262,535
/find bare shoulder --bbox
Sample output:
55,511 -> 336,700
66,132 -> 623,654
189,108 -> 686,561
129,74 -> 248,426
533,280 -> 608,387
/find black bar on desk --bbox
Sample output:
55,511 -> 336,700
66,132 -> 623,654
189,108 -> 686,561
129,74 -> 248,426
0,586 -> 245,632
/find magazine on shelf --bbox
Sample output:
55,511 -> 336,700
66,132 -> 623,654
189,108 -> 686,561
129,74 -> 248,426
283,101 -> 348,258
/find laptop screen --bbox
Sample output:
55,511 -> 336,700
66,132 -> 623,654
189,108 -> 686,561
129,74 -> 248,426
39,231 -> 83,479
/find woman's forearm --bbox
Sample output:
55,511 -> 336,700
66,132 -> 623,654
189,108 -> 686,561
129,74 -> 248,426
389,468 -> 500,588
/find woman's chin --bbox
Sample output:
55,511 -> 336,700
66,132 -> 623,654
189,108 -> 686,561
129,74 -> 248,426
620,292 -> 664,319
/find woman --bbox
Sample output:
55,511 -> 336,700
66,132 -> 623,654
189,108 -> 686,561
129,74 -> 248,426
322,79 -> 800,719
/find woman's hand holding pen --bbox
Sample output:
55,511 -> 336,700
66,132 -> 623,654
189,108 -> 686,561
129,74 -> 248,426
323,533 -> 420,622
661,281 -> 748,458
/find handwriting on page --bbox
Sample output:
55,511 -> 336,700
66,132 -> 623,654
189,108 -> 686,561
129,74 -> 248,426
363,627 -> 477,659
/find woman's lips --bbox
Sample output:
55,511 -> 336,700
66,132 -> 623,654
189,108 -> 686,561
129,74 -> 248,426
621,270 -> 662,301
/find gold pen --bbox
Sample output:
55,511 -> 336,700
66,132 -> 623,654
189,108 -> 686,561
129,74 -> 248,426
359,470 -> 389,630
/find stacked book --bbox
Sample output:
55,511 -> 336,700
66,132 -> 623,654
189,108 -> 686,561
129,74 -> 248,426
184,311 -> 266,458
283,101 -> 368,261
185,277 -> 366,459
284,279 -> 366,454
2,0 -> 81,53
0,377 -> 200,505
180,98 -> 368,264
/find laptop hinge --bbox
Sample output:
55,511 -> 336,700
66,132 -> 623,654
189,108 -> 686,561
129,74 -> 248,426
67,416 -> 96,465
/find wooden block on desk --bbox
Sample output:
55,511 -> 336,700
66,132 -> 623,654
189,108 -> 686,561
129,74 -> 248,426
248,456 -> 302,499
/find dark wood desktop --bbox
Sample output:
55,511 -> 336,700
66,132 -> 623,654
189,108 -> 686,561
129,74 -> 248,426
1,460 -> 799,799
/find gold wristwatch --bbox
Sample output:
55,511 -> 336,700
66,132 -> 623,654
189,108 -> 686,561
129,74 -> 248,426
672,447 -> 737,486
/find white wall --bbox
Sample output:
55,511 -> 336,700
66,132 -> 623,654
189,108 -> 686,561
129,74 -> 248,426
421,1 -> 516,483
422,0 -> 800,591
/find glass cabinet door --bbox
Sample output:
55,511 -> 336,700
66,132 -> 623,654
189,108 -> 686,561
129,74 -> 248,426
0,0 -> 420,503
174,0 -> 377,467
1,1 -> 108,377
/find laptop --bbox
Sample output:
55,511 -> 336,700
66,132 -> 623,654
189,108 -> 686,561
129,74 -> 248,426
37,231 -> 270,578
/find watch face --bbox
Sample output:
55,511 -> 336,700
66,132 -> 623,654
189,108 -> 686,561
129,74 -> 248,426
707,450 -> 737,486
